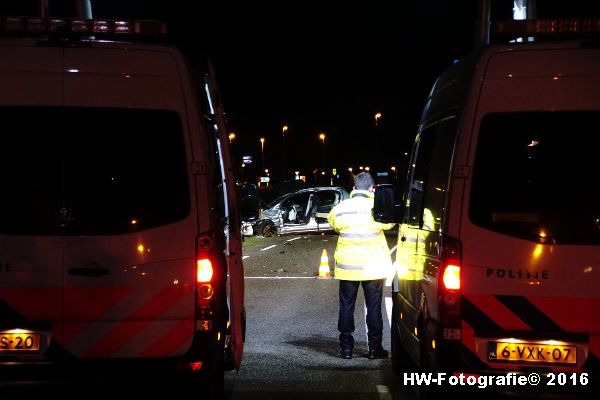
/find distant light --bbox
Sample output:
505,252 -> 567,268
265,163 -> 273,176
513,2 -> 526,20
66,68 -> 79,73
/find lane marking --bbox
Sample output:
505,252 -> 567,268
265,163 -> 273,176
285,236 -> 302,242
363,301 -> 369,339
242,255 -> 250,259
376,384 -> 393,400
385,296 -> 393,326
260,245 -> 277,251
385,274 -> 393,287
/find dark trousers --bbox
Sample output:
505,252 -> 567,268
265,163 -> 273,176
338,279 -> 384,351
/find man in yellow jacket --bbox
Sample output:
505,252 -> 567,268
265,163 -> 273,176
327,172 -> 395,359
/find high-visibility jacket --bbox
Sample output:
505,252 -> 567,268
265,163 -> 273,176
327,189 -> 395,281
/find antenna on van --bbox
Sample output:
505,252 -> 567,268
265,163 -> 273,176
38,0 -> 92,18
475,0 -> 539,47
76,0 -> 93,19
39,1 -> 48,17
475,0 -> 491,47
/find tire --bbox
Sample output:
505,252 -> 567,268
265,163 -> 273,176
207,360 -> 224,399
206,321 -> 226,399
416,319 -> 442,400
391,299 -> 415,375
260,220 -> 276,237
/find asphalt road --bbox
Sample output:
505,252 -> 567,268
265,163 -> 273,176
225,233 -> 414,400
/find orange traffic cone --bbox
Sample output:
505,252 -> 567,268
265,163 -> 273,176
317,248 -> 331,279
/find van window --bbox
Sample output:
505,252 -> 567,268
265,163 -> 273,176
0,107 -> 189,235
470,111 -> 600,245
405,116 -> 458,231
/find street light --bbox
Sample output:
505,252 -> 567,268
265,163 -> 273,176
319,133 -> 325,177
374,112 -> 382,172
260,137 -> 265,172
228,133 -> 237,171
282,125 -> 288,179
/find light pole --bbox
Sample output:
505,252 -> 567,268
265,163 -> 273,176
282,125 -> 288,180
319,132 -> 325,180
228,132 -> 236,173
260,137 -> 265,174
374,112 -> 382,173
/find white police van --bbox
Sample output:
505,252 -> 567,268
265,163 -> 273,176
375,1 -> 600,397
0,15 -> 245,396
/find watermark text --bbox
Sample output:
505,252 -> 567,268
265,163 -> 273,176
403,372 -> 589,388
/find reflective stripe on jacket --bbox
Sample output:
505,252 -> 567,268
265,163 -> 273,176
327,190 -> 395,281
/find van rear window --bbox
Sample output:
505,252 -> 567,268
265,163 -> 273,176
0,107 -> 189,235
470,111 -> 600,245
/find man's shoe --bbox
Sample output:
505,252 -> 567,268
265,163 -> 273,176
368,348 -> 388,359
341,350 -> 353,359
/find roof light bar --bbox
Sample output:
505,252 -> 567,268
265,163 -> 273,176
0,16 -> 167,37
494,17 -> 600,40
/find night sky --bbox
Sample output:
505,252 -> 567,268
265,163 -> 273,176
1,0 -> 480,182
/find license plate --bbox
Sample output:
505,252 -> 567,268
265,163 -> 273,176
488,341 -> 577,365
0,332 -> 41,352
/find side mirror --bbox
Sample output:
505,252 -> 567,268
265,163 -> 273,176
373,184 -> 403,223
238,182 -> 260,221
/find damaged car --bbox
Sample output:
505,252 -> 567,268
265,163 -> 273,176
247,186 -> 349,237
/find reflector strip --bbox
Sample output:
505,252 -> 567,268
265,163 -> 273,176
495,295 -> 564,332
466,294 -> 531,331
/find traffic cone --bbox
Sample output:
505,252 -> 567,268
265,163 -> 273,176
317,248 -> 331,279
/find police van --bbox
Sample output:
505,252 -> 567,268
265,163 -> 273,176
0,15 -> 245,395
374,2 -> 600,397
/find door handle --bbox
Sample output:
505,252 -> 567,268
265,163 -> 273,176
68,262 -> 110,277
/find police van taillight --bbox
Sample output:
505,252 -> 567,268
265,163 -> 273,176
442,264 -> 460,290
196,232 -> 218,330
440,235 -> 462,331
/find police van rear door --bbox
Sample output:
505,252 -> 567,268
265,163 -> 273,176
459,45 -> 600,372
60,45 -> 197,359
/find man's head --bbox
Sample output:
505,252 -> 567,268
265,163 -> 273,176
354,172 -> 374,191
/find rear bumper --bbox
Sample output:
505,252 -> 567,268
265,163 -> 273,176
422,330 -> 599,397
427,341 -> 599,397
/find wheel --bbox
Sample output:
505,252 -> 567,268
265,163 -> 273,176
205,321 -> 226,399
390,299 -> 415,375
260,220 -> 276,237
415,319 -> 442,400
